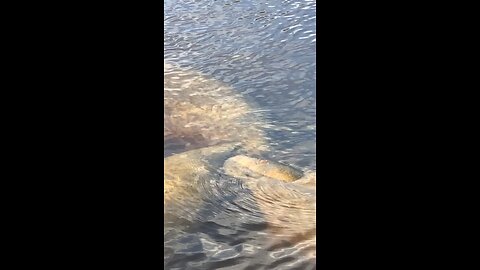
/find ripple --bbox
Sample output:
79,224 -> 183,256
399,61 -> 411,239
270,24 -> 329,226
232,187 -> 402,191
164,0 -> 316,268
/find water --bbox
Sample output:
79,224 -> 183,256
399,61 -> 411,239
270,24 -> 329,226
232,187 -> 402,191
164,0 -> 316,268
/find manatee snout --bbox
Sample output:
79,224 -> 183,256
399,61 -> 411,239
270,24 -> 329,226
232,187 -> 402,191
224,155 -> 304,182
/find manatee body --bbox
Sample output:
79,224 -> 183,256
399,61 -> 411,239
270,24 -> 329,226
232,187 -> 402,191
163,143 -> 316,205
223,155 -> 305,182
164,143 -> 316,261
164,142 -> 240,206
164,144 -> 316,260
164,61 -> 267,155
164,146 -> 315,207
163,62 -> 315,256
221,153 -> 317,260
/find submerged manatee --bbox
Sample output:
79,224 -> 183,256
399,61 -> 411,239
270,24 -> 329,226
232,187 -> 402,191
223,154 -> 316,259
164,143 -> 316,234
164,144 -> 315,208
164,61 -> 268,154
163,62 -> 315,259
224,155 -> 316,187
164,142 -> 240,206
223,155 -> 304,182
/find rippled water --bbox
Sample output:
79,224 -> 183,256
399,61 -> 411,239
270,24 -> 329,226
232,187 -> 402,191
164,0 -> 316,269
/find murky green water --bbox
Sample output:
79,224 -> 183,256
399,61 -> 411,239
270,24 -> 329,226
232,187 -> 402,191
164,0 -> 316,269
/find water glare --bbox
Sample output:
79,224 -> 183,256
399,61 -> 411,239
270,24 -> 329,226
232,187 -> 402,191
164,0 -> 316,268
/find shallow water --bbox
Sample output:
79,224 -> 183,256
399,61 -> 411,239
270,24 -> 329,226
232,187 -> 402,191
164,0 -> 316,269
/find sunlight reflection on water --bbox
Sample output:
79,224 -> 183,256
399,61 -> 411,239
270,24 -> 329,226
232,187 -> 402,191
164,0 -> 316,268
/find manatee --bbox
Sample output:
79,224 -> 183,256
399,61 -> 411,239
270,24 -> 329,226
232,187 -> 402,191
221,154 -> 316,261
164,61 -> 268,155
164,142 -> 241,206
164,143 -> 316,263
164,143 -> 316,235
224,155 -> 316,187
163,61 -> 271,220
164,144 -> 315,207
163,62 -> 315,258
223,155 -> 304,182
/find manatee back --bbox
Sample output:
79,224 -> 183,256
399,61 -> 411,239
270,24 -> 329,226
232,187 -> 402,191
164,62 -> 268,154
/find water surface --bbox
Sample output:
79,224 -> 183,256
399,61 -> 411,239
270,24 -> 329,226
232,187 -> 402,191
164,0 -> 316,269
